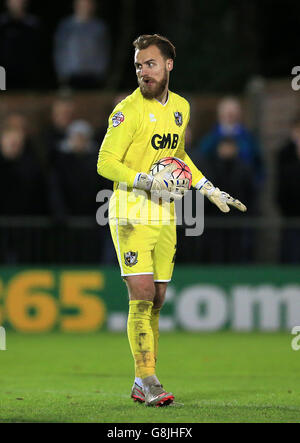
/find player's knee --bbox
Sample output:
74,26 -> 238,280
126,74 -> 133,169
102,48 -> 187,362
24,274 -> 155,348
131,286 -> 155,301
125,276 -> 155,301
136,280 -> 155,300
140,287 -> 155,301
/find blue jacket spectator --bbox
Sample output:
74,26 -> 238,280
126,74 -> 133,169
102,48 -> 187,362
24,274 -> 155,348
54,0 -> 110,89
193,97 -> 264,183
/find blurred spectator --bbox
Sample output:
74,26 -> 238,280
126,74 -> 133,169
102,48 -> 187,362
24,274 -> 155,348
276,116 -> 300,167
42,97 -> 76,165
48,119 -> 109,262
54,0 -> 111,89
49,120 -> 101,217
198,137 -> 257,263
2,112 -> 35,153
0,127 -> 47,215
193,97 -> 264,183
0,0 -> 43,89
276,117 -> 300,263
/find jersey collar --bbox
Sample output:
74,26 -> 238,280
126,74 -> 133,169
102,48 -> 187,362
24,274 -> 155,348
154,91 -> 170,107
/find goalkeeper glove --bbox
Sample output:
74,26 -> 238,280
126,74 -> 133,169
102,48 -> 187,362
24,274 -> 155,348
134,164 -> 189,200
196,177 -> 247,213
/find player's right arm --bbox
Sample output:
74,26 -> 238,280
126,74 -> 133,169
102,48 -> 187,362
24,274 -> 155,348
97,102 -> 139,187
97,101 -> 187,198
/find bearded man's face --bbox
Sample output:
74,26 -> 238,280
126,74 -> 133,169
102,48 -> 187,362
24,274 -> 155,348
134,45 -> 172,100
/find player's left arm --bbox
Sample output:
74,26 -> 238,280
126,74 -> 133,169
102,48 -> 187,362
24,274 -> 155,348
177,103 -> 247,213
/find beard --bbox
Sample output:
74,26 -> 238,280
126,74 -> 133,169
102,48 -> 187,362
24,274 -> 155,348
138,70 -> 168,100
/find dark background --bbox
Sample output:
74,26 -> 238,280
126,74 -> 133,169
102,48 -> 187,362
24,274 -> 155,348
1,0 -> 298,92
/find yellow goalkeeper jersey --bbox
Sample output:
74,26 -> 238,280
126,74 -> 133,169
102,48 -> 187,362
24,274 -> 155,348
97,87 -> 204,222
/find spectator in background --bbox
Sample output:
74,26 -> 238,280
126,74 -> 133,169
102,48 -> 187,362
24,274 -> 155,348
0,127 -> 47,215
0,0 -> 43,89
0,126 -> 48,263
49,120 -> 102,217
276,116 -> 300,166
54,0 -> 111,89
276,117 -> 300,263
193,97 -> 264,183
2,112 -> 35,153
48,119 -> 108,262
199,137 -> 257,263
42,97 -> 76,165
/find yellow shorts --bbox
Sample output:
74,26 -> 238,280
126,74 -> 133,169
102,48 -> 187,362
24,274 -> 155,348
109,219 -> 177,282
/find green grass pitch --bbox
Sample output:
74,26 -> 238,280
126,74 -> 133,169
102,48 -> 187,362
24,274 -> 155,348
0,331 -> 299,423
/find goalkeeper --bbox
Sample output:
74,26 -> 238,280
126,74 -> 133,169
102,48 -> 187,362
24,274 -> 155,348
97,34 -> 246,407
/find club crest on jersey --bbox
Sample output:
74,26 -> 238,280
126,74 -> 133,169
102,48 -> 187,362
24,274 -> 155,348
174,112 -> 183,127
112,111 -> 125,127
124,251 -> 138,267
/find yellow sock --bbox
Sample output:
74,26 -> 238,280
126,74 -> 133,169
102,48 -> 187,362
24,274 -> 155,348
150,308 -> 160,363
127,300 -> 155,379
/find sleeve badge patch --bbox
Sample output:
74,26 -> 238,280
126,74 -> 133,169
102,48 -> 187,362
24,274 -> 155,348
112,111 -> 125,127
174,112 -> 183,127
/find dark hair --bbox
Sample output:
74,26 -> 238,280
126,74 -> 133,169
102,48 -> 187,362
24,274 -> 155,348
133,34 -> 176,60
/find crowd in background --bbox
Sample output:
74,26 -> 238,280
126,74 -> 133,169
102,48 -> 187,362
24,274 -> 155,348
1,94 -> 300,265
0,98 -> 109,218
189,98 -> 261,264
2,93 -> 299,265
0,0 -> 299,264
0,0 -> 111,90
0,96 -> 113,264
